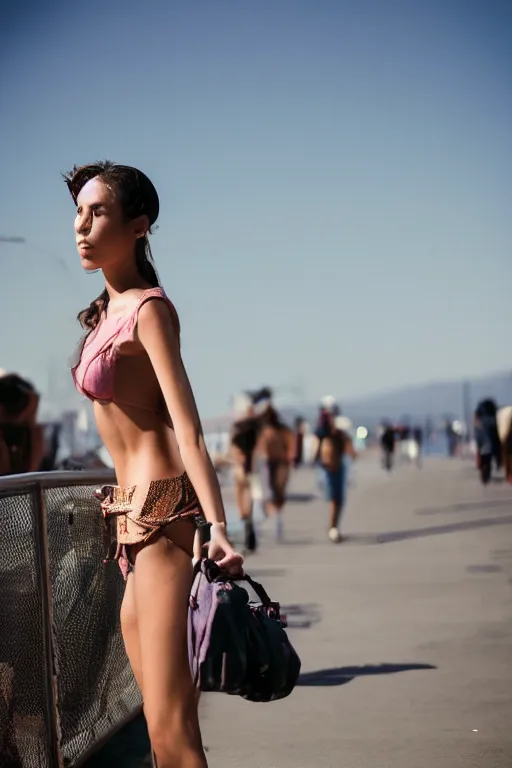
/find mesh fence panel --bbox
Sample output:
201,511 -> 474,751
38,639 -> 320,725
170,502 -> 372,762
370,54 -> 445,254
45,484 -> 142,766
0,488 -> 51,767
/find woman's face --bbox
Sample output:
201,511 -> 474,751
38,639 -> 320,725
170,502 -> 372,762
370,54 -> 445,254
74,177 -> 141,272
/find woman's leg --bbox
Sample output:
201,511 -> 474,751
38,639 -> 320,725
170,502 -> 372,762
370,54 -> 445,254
325,469 -> 342,541
120,572 -> 143,692
262,461 -> 278,517
270,463 -> 289,541
274,463 -> 290,510
234,469 -> 256,552
133,530 -> 207,768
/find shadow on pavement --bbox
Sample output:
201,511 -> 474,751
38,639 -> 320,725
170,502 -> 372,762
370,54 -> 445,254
350,514 -> 512,545
247,567 -> 288,578
493,548 -> 512,559
287,493 -> 318,503
416,498 -> 512,515
467,564 -> 503,574
281,603 -> 322,629
297,663 -> 436,687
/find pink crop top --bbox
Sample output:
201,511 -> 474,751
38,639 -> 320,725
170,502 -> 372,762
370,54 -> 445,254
72,287 -> 179,408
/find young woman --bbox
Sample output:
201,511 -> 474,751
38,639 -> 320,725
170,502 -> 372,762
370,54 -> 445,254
229,393 -> 259,553
65,161 -> 243,768
256,406 -> 294,540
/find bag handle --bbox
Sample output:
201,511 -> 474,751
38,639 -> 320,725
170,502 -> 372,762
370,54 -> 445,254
236,573 -> 272,607
192,558 -> 274,608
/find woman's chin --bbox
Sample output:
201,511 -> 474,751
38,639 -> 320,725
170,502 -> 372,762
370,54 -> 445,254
80,256 -> 100,272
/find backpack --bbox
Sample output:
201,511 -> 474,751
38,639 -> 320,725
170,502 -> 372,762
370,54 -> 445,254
188,559 -> 301,702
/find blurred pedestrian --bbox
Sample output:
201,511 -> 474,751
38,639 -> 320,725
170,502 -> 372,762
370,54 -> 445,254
497,406 -> 512,484
293,416 -> 305,468
230,393 -> 259,552
474,399 -> 501,484
256,406 -> 294,542
312,403 -> 349,543
380,422 -> 396,472
0,372 -> 45,475
413,426 -> 423,468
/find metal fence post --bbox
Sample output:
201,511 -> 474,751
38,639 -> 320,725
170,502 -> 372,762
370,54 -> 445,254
32,480 -> 63,767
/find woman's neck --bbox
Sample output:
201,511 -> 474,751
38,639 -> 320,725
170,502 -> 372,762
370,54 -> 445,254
103,265 -> 152,299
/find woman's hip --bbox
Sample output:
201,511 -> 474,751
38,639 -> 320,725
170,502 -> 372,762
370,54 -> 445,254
96,473 -> 207,578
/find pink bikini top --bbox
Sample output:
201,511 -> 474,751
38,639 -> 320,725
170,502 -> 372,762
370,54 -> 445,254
72,287 -> 179,408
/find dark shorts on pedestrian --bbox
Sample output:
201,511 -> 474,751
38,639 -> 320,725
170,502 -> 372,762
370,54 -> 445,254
322,464 -> 347,506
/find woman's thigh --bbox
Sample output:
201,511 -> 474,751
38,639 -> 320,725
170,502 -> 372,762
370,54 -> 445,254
132,528 -> 196,727
275,463 -> 290,501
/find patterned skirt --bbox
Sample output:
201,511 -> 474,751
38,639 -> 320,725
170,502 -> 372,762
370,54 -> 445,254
95,473 -> 207,579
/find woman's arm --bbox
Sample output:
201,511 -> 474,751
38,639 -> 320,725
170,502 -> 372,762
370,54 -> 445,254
310,434 -> 320,464
344,434 -> 357,460
136,299 -> 227,527
137,299 -> 243,571
285,427 -> 295,463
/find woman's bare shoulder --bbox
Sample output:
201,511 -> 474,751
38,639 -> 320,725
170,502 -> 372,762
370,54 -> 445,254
128,289 -> 181,344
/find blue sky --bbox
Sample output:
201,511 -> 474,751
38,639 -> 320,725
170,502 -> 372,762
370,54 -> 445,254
0,0 -> 511,418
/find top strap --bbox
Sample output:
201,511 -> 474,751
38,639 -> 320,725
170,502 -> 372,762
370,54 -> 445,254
126,287 -> 181,340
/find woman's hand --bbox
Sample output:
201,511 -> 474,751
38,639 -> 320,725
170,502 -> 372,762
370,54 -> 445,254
207,523 -> 244,576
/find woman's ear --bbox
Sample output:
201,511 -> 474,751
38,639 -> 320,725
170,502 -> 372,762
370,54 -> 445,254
132,214 -> 150,240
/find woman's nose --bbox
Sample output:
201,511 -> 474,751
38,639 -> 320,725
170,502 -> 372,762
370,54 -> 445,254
75,212 -> 90,234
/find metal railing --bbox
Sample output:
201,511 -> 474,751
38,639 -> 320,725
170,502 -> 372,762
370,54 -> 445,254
0,470 -> 142,767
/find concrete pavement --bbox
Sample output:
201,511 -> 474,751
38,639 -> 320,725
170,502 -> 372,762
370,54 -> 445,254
88,455 -> 512,768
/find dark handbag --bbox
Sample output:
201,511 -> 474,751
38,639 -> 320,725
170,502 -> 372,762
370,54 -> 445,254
188,559 -> 301,702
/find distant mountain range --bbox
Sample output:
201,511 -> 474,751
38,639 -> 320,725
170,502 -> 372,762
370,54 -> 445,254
203,370 -> 512,432
338,370 -> 512,427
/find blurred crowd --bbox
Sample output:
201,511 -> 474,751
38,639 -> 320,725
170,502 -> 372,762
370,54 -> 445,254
228,389 -> 356,551
2,369 -> 511,511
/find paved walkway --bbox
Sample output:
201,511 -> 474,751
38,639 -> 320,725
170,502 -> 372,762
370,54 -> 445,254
87,455 -> 512,768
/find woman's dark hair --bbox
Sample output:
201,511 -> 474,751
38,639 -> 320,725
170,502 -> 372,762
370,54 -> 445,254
64,161 -> 160,330
476,398 -> 498,419
260,406 -> 285,430
0,374 -> 36,417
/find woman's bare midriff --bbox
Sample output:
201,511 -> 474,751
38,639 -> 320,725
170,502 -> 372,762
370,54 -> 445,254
88,342 -> 189,487
95,401 -> 186,487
